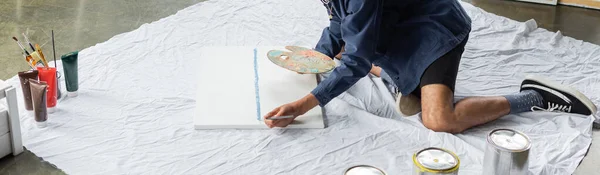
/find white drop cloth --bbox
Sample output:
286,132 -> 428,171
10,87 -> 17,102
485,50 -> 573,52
5,0 -> 600,174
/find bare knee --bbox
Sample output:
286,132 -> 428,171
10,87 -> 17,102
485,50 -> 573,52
422,113 -> 465,134
420,84 -> 467,134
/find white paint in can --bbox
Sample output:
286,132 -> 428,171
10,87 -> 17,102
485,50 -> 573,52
483,128 -> 531,175
344,165 -> 386,175
412,147 -> 460,175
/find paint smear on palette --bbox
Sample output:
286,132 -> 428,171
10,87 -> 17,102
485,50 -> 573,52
267,46 -> 336,74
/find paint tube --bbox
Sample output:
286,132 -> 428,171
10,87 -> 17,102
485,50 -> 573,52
29,79 -> 48,128
17,70 -> 38,111
37,67 -> 57,113
61,51 -> 79,97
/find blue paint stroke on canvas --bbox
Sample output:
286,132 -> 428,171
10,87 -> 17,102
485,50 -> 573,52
253,48 -> 261,121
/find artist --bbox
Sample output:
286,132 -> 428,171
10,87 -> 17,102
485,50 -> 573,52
263,0 -> 596,133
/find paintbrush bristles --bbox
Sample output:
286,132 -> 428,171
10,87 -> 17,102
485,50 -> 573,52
22,33 -> 36,51
13,36 -> 31,56
12,36 -> 35,69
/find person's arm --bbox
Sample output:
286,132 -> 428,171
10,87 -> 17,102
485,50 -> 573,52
311,0 -> 384,106
314,8 -> 344,59
263,0 -> 384,128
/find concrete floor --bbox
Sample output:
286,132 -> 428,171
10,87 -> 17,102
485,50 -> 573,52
465,0 -> 600,46
0,0 -> 599,174
0,0 -> 205,80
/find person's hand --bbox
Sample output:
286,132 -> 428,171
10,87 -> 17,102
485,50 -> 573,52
334,45 -> 345,60
263,94 -> 320,128
263,102 -> 303,128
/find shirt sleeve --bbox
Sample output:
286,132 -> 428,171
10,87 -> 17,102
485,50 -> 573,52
311,0 -> 383,106
314,10 -> 344,58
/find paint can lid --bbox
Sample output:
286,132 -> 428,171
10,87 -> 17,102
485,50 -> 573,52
488,129 -> 531,152
414,147 -> 459,171
344,165 -> 386,175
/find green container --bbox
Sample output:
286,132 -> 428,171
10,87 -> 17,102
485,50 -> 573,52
61,51 -> 79,97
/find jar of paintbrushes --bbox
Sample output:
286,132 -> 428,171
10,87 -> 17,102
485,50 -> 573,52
13,31 -> 63,127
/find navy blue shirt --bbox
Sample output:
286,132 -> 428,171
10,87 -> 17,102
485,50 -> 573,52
311,0 -> 471,106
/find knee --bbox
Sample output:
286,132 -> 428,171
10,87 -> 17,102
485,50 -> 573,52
422,113 -> 464,134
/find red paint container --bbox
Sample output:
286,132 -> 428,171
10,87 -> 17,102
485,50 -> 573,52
37,67 -> 57,113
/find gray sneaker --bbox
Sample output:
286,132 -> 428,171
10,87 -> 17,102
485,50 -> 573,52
395,93 -> 422,116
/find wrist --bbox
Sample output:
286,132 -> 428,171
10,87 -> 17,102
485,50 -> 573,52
295,94 -> 319,114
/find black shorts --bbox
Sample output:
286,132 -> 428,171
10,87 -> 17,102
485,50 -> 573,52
410,37 -> 467,98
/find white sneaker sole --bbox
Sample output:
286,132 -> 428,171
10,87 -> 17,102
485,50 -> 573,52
523,74 -> 597,114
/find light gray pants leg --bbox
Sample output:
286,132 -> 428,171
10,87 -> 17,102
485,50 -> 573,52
380,70 -> 400,98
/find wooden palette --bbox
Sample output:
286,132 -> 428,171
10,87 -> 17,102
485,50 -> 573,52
267,46 -> 336,74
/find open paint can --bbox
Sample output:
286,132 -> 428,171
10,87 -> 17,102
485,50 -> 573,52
412,147 -> 459,175
483,128 -> 531,175
344,165 -> 386,175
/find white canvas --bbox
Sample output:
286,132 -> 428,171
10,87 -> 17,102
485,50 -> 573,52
194,46 -> 325,129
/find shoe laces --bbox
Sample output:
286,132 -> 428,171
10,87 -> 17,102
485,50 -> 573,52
531,102 -> 572,113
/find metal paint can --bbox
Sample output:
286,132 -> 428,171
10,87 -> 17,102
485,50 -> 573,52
412,147 -> 460,175
344,165 -> 386,175
483,128 -> 531,175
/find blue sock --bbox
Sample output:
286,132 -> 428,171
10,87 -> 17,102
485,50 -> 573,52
504,90 -> 544,114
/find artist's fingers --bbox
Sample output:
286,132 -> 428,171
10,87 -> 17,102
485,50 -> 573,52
271,118 -> 286,127
272,118 -> 293,128
271,106 -> 296,127
264,107 -> 282,128
270,119 -> 282,127
265,120 -> 275,128
265,117 -> 279,128
334,51 -> 343,60
334,45 -> 345,60
274,107 -> 288,117
264,108 -> 279,119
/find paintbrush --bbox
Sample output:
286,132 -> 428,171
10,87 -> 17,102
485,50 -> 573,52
12,37 -> 31,56
52,30 -> 56,68
35,44 -> 49,67
51,30 -> 61,100
266,115 -> 294,120
21,52 -> 35,69
22,33 -> 36,51
26,55 -> 38,66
